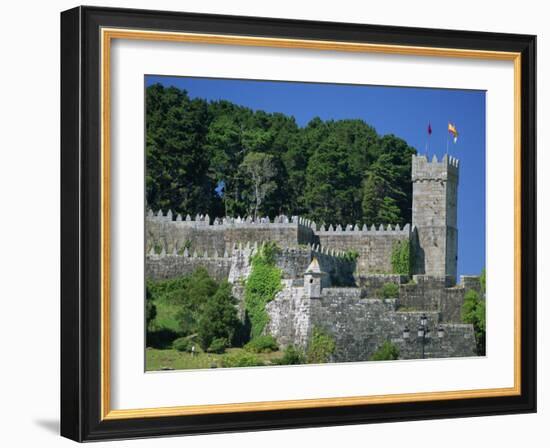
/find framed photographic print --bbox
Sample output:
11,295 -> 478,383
60,6 -> 536,442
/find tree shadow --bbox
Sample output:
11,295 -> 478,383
146,327 -> 179,349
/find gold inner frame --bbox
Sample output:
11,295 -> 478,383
100,27 -> 522,420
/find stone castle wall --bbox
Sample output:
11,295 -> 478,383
146,213 -> 308,256
397,275 -> 478,323
266,289 -> 477,361
265,270 -> 480,361
146,252 -> 233,282
316,224 -> 411,275
146,212 -> 413,279
145,243 -> 356,286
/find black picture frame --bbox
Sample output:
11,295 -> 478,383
61,5 -> 536,442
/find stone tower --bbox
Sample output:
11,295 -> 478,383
411,154 -> 459,282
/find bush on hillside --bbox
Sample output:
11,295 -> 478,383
244,335 -> 279,353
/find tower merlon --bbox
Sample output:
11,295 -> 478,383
412,154 -> 459,182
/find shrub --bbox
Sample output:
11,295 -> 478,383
146,268 -> 219,336
306,327 -> 336,364
380,282 -> 399,298
274,345 -> 306,365
343,249 -> 359,262
221,352 -> 265,368
146,268 -> 242,351
462,289 -> 486,355
207,337 -> 229,354
244,335 -> 279,353
244,242 -> 283,339
172,337 -> 194,353
480,268 -> 486,295
370,341 -> 399,361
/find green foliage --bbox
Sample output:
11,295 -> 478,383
244,335 -> 279,353
197,281 -> 240,351
380,282 -> 399,299
220,352 -> 265,368
146,347 -> 280,371
146,268 -> 240,350
239,152 -> 278,219
172,337 -> 195,353
370,341 -> 400,361
306,327 -> 336,364
480,267 -> 486,294
145,84 -> 216,215
145,84 -> 416,224
461,289 -> 486,355
343,249 -> 360,261
207,337 -> 229,354
391,240 -> 412,275
302,136 -> 362,225
145,287 -> 157,331
362,147 -> 414,227
244,243 -> 283,339
274,345 -> 306,365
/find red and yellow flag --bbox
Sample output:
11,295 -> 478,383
448,122 -> 459,143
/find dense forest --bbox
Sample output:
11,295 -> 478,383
146,83 -> 417,226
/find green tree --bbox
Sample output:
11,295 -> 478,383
172,268 -> 219,335
145,84 -> 215,215
204,114 -> 245,216
362,153 -> 409,226
239,152 -> 278,219
197,281 -> 240,351
302,137 -> 361,225
145,84 -> 417,225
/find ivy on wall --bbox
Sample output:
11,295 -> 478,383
391,240 -> 412,275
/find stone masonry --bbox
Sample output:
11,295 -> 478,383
412,154 -> 459,280
266,270 -> 478,361
146,154 -> 479,361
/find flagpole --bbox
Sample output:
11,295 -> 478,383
426,123 -> 431,157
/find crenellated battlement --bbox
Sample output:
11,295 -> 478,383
146,240 -> 353,260
316,222 -> 412,235
412,154 -> 459,182
145,241 -> 355,284
146,210 -> 309,227
146,209 -> 412,236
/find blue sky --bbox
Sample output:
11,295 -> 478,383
145,75 -> 486,277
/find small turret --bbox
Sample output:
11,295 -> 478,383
304,257 -> 325,299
